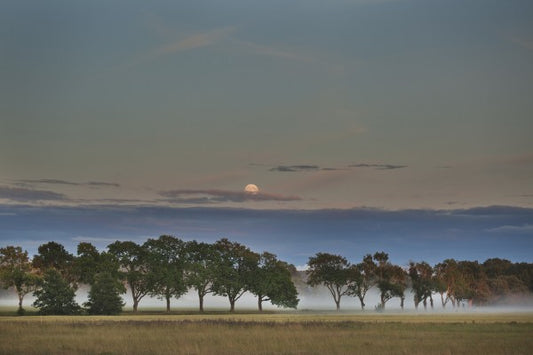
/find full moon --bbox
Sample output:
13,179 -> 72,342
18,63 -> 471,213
244,184 -> 259,194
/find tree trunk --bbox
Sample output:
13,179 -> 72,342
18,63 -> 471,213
166,295 -> 171,312
198,293 -> 204,312
18,294 -> 23,311
359,297 -> 365,310
335,299 -> 340,311
429,295 -> 434,309
423,298 -> 427,310
380,293 -> 386,309
133,299 -> 139,312
229,299 -> 235,312
400,296 -> 405,310
258,297 -> 263,312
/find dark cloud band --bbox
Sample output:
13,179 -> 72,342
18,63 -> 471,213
160,189 -> 301,204
17,179 -> 119,187
0,186 -> 66,201
349,163 -> 407,170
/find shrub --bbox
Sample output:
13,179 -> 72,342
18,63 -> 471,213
84,272 -> 125,315
32,269 -> 81,315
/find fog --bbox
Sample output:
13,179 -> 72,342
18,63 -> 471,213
2,286 -> 532,313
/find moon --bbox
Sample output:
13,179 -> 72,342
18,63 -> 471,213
244,184 -> 259,194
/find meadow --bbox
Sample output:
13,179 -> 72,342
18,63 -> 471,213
1,310 -> 532,354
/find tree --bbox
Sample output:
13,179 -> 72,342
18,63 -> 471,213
32,241 -> 75,283
74,242 -> 102,285
212,238 -> 259,312
249,252 -> 299,311
373,252 -> 407,309
0,246 -> 40,314
307,253 -> 351,311
184,241 -> 218,312
107,241 -> 150,312
434,259 -> 458,308
84,272 -> 126,315
32,269 -> 81,315
144,235 -> 187,312
456,260 -> 490,306
347,254 -> 376,310
408,261 -> 434,310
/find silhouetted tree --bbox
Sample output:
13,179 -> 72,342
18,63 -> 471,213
307,253 -> 351,311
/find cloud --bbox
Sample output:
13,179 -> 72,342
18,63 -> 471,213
87,181 -> 120,188
18,179 -> 78,186
270,165 -> 320,172
17,179 -> 119,188
230,39 -> 316,63
154,27 -> 235,56
160,189 -> 301,204
127,27 -> 235,68
269,165 -> 344,173
268,163 -> 405,173
349,163 -> 407,170
486,224 -> 533,234
0,186 -> 66,201
71,236 -> 123,243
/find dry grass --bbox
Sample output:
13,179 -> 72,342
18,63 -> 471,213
1,313 -> 532,354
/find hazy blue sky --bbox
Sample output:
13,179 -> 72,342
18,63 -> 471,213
1,1 -> 532,263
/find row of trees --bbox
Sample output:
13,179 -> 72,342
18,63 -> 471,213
1,239 -> 532,314
307,252 -> 533,311
0,236 -> 299,314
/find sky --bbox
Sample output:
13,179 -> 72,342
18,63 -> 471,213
1,0 -> 532,265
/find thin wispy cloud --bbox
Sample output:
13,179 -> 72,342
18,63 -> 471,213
349,163 -> 407,170
154,27 -> 235,55
16,179 -> 119,188
269,163 -> 405,173
270,165 -> 321,172
230,39 -> 316,63
160,189 -> 301,204
486,224 -> 533,234
128,27 -> 235,67
0,186 -> 66,201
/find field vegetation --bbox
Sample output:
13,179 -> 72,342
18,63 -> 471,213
1,311 -> 532,354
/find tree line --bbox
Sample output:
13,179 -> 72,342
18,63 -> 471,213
1,237 -> 532,315
306,252 -> 533,311
0,236 -> 298,315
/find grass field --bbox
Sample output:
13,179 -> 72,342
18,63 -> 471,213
1,310 -> 532,354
